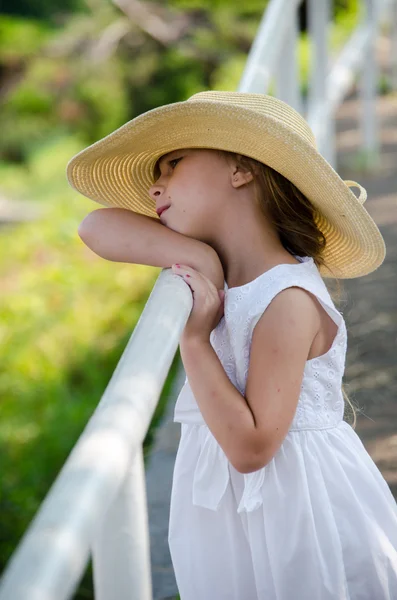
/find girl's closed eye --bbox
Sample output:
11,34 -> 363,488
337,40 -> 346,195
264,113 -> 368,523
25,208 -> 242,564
153,156 -> 181,181
169,157 -> 182,168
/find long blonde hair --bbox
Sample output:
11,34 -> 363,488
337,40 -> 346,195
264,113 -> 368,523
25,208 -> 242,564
217,149 -> 359,428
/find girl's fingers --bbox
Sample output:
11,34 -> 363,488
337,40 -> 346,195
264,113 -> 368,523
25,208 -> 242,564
172,264 -> 215,292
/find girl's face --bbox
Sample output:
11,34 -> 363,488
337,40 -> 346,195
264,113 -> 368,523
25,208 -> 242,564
148,148 -> 240,242
148,148 -> 291,284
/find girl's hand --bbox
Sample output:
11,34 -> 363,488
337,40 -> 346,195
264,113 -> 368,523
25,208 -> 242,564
171,263 -> 225,344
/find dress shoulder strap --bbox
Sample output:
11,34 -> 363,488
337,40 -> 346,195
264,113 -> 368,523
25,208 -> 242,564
247,258 -> 344,336
224,256 -> 346,351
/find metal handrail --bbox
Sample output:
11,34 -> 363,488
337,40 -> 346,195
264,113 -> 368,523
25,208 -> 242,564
0,272 -> 193,599
1,1 -> 396,598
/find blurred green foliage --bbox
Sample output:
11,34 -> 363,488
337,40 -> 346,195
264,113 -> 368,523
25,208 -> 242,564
0,0 -> 362,163
0,139 -> 181,596
1,0 -> 87,20
0,0 -> 363,597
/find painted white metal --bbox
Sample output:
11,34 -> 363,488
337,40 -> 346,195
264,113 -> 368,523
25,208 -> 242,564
391,0 -> 397,87
360,0 -> 380,159
240,0 -> 395,168
317,24 -> 372,118
0,270 -> 192,600
308,0 -> 394,165
307,0 -> 330,116
306,0 -> 335,166
238,0 -> 302,94
274,8 -> 303,113
307,20 -> 373,165
92,446 -> 152,600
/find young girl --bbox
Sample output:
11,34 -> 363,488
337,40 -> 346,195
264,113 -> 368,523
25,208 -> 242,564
68,91 -> 397,599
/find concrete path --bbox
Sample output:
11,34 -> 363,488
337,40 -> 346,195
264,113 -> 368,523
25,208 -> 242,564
145,357 -> 184,600
336,92 -> 397,494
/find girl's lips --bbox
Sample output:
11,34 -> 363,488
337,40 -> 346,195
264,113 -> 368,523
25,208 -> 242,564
159,207 -> 170,220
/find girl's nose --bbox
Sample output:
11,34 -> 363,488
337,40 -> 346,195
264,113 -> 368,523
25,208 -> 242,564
148,184 -> 164,201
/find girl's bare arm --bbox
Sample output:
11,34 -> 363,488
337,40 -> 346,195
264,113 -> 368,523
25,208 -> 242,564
78,208 -> 225,289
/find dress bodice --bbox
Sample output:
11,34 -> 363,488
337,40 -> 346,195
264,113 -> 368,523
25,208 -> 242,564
174,255 -> 347,431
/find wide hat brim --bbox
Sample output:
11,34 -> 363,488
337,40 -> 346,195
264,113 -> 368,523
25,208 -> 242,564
66,91 -> 386,279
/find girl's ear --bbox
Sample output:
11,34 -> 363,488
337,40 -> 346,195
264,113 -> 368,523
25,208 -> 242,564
231,166 -> 254,188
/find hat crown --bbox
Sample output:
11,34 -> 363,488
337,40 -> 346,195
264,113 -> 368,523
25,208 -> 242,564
187,90 -> 317,149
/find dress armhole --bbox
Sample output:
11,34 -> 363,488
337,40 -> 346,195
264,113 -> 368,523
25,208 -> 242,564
250,281 -> 344,342
314,296 -> 343,329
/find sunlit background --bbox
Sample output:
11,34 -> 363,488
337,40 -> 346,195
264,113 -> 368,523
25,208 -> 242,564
1,1 -> 396,598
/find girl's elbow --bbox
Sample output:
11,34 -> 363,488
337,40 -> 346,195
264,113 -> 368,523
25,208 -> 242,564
78,220 -> 96,252
78,209 -> 103,239
78,211 -> 109,257
78,220 -> 90,243
234,443 -> 277,474
233,462 -> 253,475
78,212 -> 94,241
240,425 -> 290,473
235,456 -> 271,475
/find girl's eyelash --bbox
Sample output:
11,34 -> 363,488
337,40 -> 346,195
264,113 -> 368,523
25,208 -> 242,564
154,157 -> 181,180
169,157 -> 182,168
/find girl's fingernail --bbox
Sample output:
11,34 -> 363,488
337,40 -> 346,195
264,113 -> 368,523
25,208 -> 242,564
175,264 -> 180,267
185,274 -> 191,278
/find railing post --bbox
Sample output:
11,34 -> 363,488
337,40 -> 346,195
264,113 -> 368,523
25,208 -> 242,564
92,446 -> 152,600
359,0 -> 381,167
307,0 -> 330,116
237,0 -> 301,94
0,269 -> 192,600
274,7 -> 303,114
306,0 -> 335,166
391,0 -> 397,89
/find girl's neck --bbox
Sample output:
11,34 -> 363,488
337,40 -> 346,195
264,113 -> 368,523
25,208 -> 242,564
221,249 -> 300,290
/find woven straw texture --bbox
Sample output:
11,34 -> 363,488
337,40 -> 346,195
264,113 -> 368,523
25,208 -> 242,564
67,91 -> 386,279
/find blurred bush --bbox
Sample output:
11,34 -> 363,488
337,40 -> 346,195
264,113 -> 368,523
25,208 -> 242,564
0,1 -> 362,164
0,148 -> 181,595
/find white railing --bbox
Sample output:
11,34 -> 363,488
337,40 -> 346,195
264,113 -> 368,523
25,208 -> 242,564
0,271 -> 193,600
239,0 -> 397,167
1,1 -> 396,599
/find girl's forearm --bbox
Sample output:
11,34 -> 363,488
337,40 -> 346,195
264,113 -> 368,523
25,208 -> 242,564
78,207 -> 224,289
180,338 -> 257,474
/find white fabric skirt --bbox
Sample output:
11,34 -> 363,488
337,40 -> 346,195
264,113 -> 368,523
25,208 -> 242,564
168,420 -> 397,600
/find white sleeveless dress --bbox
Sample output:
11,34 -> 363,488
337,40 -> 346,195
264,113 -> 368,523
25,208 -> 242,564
168,255 -> 397,600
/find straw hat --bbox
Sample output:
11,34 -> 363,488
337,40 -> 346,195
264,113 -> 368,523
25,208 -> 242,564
67,90 -> 386,279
